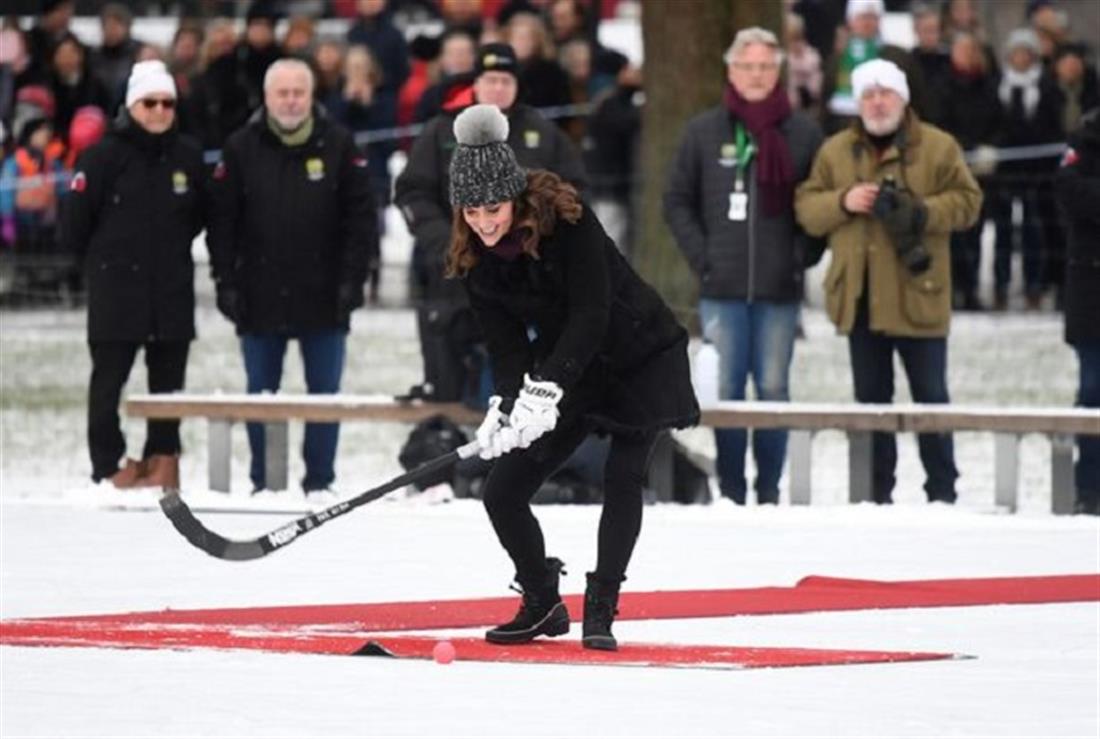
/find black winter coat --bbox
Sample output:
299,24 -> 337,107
395,102 -> 588,298
465,205 -> 699,434
207,107 -> 378,335
663,106 -> 824,302
996,71 -> 1062,179
939,69 -> 1002,150
1057,111 -> 1100,345
62,117 -> 205,342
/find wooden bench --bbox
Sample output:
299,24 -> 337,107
124,394 -> 1099,513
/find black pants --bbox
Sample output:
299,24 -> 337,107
950,218 -> 983,305
482,420 -> 657,584
847,298 -> 958,503
88,340 -> 189,481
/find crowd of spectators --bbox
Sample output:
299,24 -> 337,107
1,0 -> 1094,510
0,0 -> 1096,309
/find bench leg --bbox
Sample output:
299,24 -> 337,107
848,431 -> 873,504
208,419 -> 231,493
788,430 -> 813,505
264,421 -> 289,492
993,433 -> 1020,512
1050,433 -> 1076,515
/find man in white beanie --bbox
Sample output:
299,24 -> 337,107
822,0 -> 927,133
794,58 -> 982,506
125,60 -> 177,133
62,57 -> 206,491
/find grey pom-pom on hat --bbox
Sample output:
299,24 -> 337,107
449,104 -> 527,207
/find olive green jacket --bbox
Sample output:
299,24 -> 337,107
794,111 -> 982,337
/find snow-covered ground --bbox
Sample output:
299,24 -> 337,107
2,261 -> 1098,737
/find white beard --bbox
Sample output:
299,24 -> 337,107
861,107 -> 906,136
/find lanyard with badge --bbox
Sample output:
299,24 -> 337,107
728,122 -> 755,222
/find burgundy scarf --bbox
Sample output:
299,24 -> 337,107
723,83 -> 795,217
478,227 -> 530,261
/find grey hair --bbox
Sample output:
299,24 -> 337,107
263,58 -> 315,92
723,26 -> 785,66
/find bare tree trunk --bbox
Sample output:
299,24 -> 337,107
636,0 -> 784,329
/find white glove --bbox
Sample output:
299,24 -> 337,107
508,373 -> 564,449
476,396 -> 518,460
970,144 -> 998,177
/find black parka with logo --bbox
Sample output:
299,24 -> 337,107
63,115 -> 206,342
207,107 -> 377,334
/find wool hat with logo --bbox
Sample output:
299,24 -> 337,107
475,43 -> 519,80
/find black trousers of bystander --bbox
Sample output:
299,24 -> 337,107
87,340 -> 189,482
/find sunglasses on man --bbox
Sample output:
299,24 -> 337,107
139,98 -> 176,110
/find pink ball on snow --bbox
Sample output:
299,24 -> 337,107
432,640 -> 456,665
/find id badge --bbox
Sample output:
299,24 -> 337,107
727,191 -> 748,221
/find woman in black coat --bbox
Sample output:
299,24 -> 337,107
445,105 -> 699,650
63,61 -> 205,490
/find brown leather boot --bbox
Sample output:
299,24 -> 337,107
109,458 -> 145,489
138,454 -> 180,490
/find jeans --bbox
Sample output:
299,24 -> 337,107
991,185 -> 1045,295
699,298 -> 800,503
240,330 -> 346,491
87,340 -> 189,482
1074,341 -> 1100,503
848,298 -> 958,503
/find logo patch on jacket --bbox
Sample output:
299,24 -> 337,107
306,157 -> 325,181
718,143 -> 737,167
70,171 -> 86,193
523,130 -> 540,149
172,170 -> 189,195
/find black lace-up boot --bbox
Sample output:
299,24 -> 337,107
485,557 -> 570,644
582,573 -> 622,651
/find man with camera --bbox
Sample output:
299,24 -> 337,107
794,59 -> 982,504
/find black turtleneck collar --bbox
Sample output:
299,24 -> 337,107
867,131 -> 896,152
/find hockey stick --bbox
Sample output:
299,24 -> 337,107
159,440 -> 481,561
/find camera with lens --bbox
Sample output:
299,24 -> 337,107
872,176 -> 931,275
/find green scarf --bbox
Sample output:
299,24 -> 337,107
829,37 -> 880,115
266,114 -> 314,147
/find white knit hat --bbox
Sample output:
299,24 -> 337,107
125,60 -> 176,109
846,0 -> 885,21
851,58 -> 910,103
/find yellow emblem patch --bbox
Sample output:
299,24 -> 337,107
172,170 -> 188,194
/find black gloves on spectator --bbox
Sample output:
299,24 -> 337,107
215,283 -> 244,325
336,281 -> 364,323
872,178 -> 931,275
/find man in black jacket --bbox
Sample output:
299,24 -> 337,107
1056,107 -> 1100,515
63,60 -> 205,490
664,27 -> 823,505
207,58 -> 377,496
394,42 -> 587,405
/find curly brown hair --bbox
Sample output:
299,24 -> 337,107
445,169 -> 583,278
